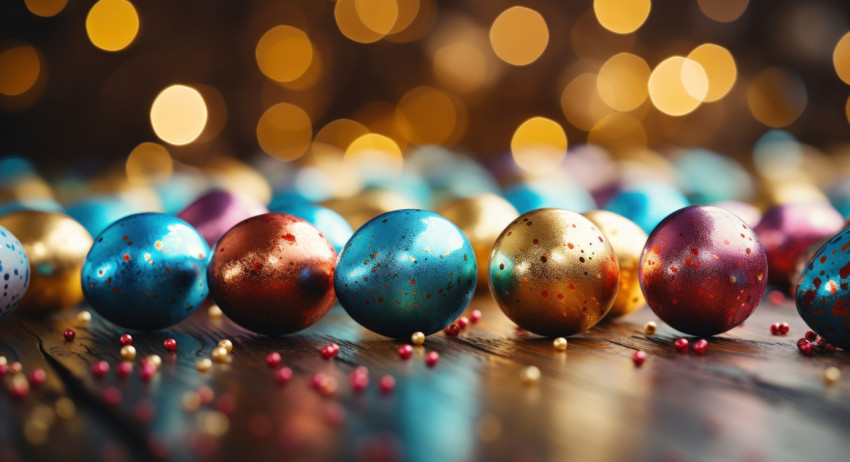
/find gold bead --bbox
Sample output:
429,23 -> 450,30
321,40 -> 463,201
553,337 -> 568,352
9,361 -> 22,375
824,367 -> 841,386
208,305 -> 223,319
644,321 -> 657,336
196,358 -> 212,372
120,345 -> 136,361
54,397 -> 76,419
520,365 -> 541,386
211,347 -> 229,363
182,391 -> 201,412
217,339 -> 233,353
0,356 -> 7,366
411,331 -> 425,345
77,310 -> 92,326
146,354 -> 162,368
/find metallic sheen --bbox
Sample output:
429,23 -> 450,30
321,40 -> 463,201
334,209 -> 477,338
0,225 -> 30,319
583,210 -> 647,319
489,208 -> 619,337
269,203 -> 353,254
82,213 -> 210,330
177,190 -> 268,246
208,213 -> 337,335
0,211 -> 92,315
640,205 -> 768,337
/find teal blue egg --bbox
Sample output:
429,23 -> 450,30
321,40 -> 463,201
269,203 -> 353,253
604,182 -> 690,233
334,209 -> 477,338
504,179 -> 596,214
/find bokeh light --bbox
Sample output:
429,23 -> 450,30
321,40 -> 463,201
344,133 -> 403,171
697,0 -> 749,23
747,67 -> 808,128
396,86 -> 460,146
489,6 -> 549,66
356,0 -> 399,35
686,44 -> 737,102
256,103 -> 313,162
434,42 -> 489,95
648,57 -> 708,116
593,0 -> 651,35
510,117 -> 567,174
150,85 -> 208,146
561,72 -> 615,131
126,142 -> 172,185
85,0 -> 140,52
313,119 -> 371,156
833,31 -> 850,85
596,52 -> 650,112
0,44 -> 40,97
588,113 -> 647,153
335,0 -> 386,44
25,0 -> 68,18
256,25 -> 314,84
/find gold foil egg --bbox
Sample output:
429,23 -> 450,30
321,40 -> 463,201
437,194 -> 519,289
489,208 -> 619,337
582,210 -> 647,319
0,211 -> 93,315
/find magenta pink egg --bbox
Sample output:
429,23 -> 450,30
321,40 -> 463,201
177,190 -> 268,246
639,205 -> 768,337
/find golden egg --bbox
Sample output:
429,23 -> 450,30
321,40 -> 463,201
0,211 -> 93,315
489,208 -> 619,337
582,210 -> 647,319
322,188 -> 416,230
437,194 -> 520,290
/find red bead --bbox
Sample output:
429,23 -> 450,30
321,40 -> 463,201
805,331 -> 818,341
266,352 -> 282,368
163,338 -> 177,352
378,375 -> 396,394
0,364 -> 7,377
140,362 -> 157,381
779,322 -> 790,335
117,362 -> 133,379
693,339 -> 708,355
276,367 -> 293,385
632,350 -> 647,367
350,373 -> 368,394
444,323 -> 460,336
470,310 -> 482,323
119,334 -> 133,346
799,341 -> 813,356
457,317 -> 469,329
425,351 -> 439,367
769,323 -> 780,335
768,290 -> 785,305
796,338 -> 809,349
310,372 -> 329,389
320,344 -> 339,359
102,387 -> 121,406
92,360 -> 110,378
823,342 -> 836,353
674,338 -> 689,353
28,369 -> 46,387
64,329 -> 75,341
9,380 -> 29,400
397,344 -> 413,360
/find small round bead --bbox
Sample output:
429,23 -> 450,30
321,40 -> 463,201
119,334 -> 133,346
208,305 -> 223,319
799,341 -> 813,356
457,316 -> 469,329
145,355 -> 162,369
76,310 -> 92,326
218,339 -> 233,353
470,309 -> 482,323
519,366 -> 541,386
91,361 -> 110,378
0,356 -> 6,366
117,362 -> 133,378
778,322 -> 790,335
770,323 -> 781,335
632,350 -> 647,367
411,332 -> 425,345
425,351 -> 440,367
28,369 -> 46,387
120,345 -> 136,361
552,337 -> 568,352
823,367 -> 841,386
444,323 -> 460,336
102,387 -> 121,406
693,339 -> 708,355
140,362 -> 157,382
211,347 -> 229,363
823,342 -> 836,353
674,338 -> 689,353
378,375 -> 396,394
397,344 -> 413,360
276,367 -> 293,385
643,321 -> 657,336
265,352 -> 281,368
63,329 -> 75,341
805,331 -> 818,342
196,358 -> 212,372
321,343 -> 339,359
163,338 -> 177,352
768,290 -> 785,305
350,373 -> 369,394
9,361 -> 22,375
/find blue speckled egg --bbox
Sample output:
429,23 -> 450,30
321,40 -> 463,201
0,225 -> 30,320
604,182 -> 690,234
82,213 -> 210,331
795,228 -> 850,350
269,203 -> 353,254
334,209 -> 477,338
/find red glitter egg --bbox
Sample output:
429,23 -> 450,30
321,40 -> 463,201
208,214 -> 337,336
639,206 -> 768,337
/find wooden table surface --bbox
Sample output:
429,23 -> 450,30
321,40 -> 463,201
0,292 -> 848,462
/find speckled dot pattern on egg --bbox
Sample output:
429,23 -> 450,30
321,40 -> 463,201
795,227 -> 850,350
0,225 -> 30,320
334,209 -> 477,338
82,213 -> 210,331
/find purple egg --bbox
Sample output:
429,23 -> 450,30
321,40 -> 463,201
177,190 -> 268,246
754,202 -> 843,284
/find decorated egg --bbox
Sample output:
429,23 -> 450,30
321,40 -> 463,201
269,203 -> 353,254
489,208 -> 619,337
82,213 -> 210,330
503,179 -> 596,215
604,182 -> 690,234
795,228 -> 850,350
754,202 -> 843,284
0,225 -> 30,320
0,211 -> 92,315
639,205 -> 768,337
583,210 -> 648,319
334,209 -> 477,338
177,190 -> 268,246
208,213 -> 337,336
